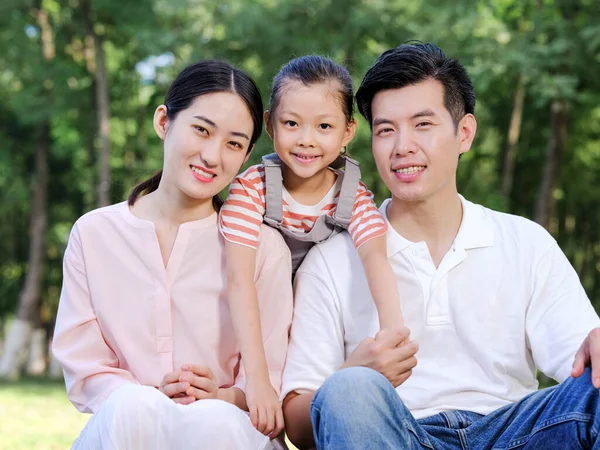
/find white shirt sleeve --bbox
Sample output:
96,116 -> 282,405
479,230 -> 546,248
526,242 -> 600,382
280,246 -> 346,399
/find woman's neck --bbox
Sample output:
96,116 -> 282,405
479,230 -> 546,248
281,165 -> 337,205
133,183 -> 215,226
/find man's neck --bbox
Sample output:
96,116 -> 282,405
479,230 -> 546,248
386,189 -> 463,267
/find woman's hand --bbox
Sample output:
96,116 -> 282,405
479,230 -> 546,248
158,371 -> 196,405
245,377 -> 284,438
178,364 -> 219,401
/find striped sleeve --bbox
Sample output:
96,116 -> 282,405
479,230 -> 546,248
347,181 -> 388,248
218,165 -> 267,249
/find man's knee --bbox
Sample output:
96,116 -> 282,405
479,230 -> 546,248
312,367 -> 407,421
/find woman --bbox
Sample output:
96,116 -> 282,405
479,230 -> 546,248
52,60 -> 293,449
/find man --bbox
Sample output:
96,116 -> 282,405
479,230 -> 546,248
281,43 -> 600,449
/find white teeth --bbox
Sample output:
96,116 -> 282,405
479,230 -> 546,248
295,154 -> 317,160
395,166 -> 425,174
191,166 -> 215,177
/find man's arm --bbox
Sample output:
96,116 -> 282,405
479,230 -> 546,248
526,242 -> 600,382
281,244 -> 418,448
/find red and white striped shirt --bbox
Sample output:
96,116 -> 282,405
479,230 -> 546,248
219,164 -> 387,249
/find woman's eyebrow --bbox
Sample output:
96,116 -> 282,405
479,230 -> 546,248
193,115 -> 249,140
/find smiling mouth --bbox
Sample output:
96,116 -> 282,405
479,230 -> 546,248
292,153 -> 320,163
394,166 -> 426,174
190,165 -> 216,178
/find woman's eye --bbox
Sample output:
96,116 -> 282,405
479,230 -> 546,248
229,141 -> 243,150
194,125 -> 208,134
319,123 -> 332,130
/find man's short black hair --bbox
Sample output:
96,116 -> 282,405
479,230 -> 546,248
356,42 -> 475,129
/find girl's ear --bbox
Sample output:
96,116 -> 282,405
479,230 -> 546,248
264,111 -> 274,140
153,105 -> 169,140
341,119 -> 357,148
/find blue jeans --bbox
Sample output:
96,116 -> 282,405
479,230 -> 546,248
310,367 -> 599,449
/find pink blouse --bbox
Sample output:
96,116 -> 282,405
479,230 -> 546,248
52,202 -> 293,414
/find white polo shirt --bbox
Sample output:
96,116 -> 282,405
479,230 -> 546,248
281,196 -> 600,419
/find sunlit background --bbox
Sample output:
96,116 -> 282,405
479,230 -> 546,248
1,0 -> 599,447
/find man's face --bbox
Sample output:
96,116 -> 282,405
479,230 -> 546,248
370,79 -> 476,204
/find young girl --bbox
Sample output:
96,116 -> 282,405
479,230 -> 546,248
219,56 -> 405,434
52,60 -> 292,449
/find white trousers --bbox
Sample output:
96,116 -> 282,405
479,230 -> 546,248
72,385 -> 287,450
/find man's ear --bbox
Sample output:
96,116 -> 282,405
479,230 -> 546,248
458,113 -> 477,156
264,110 -> 274,140
153,105 -> 169,140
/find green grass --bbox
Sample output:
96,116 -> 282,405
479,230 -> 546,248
0,378 -> 90,450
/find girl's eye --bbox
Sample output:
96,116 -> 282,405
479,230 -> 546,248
194,125 -> 208,134
284,120 -> 297,127
319,123 -> 332,130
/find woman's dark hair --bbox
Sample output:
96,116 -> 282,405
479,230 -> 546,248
128,60 -> 263,209
268,55 -> 354,123
356,42 -> 475,130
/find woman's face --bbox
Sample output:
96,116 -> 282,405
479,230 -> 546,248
154,92 -> 254,203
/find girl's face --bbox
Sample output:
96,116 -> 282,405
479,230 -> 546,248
154,92 -> 253,204
266,80 -> 356,180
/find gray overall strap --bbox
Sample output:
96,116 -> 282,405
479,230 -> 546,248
261,153 -> 283,223
332,156 -> 361,227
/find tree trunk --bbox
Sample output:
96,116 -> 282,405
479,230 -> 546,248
534,100 -> 567,231
81,0 -> 111,207
501,75 -> 525,203
0,123 -> 49,379
25,327 -> 47,376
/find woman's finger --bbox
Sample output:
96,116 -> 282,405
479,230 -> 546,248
160,381 -> 190,398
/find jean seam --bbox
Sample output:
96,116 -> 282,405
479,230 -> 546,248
506,412 -> 594,449
458,429 -> 470,450
405,420 -> 436,450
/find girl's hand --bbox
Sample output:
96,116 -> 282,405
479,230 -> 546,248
179,364 -> 219,401
159,371 -> 195,405
245,377 -> 284,437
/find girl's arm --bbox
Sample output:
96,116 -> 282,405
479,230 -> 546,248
358,235 -> 404,329
225,241 -> 270,383
52,223 -> 139,414
225,240 -> 283,435
349,181 -> 403,330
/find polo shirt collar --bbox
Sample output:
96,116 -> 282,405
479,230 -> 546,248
381,195 -> 495,258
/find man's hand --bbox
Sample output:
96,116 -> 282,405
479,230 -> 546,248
572,327 -> 600,388
342,327 -> 418,387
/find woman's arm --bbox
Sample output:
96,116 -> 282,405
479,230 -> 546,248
52,223 -> 139,413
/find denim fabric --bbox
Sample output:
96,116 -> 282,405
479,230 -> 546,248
310,367 -> 599,450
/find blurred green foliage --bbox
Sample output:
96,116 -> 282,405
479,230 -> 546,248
1,0 -> 599,336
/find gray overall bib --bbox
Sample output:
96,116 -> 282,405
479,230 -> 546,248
261,153 -> 362,274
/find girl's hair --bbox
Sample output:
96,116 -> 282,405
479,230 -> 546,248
128,60 -> 264,209
268,55 -> 354,123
